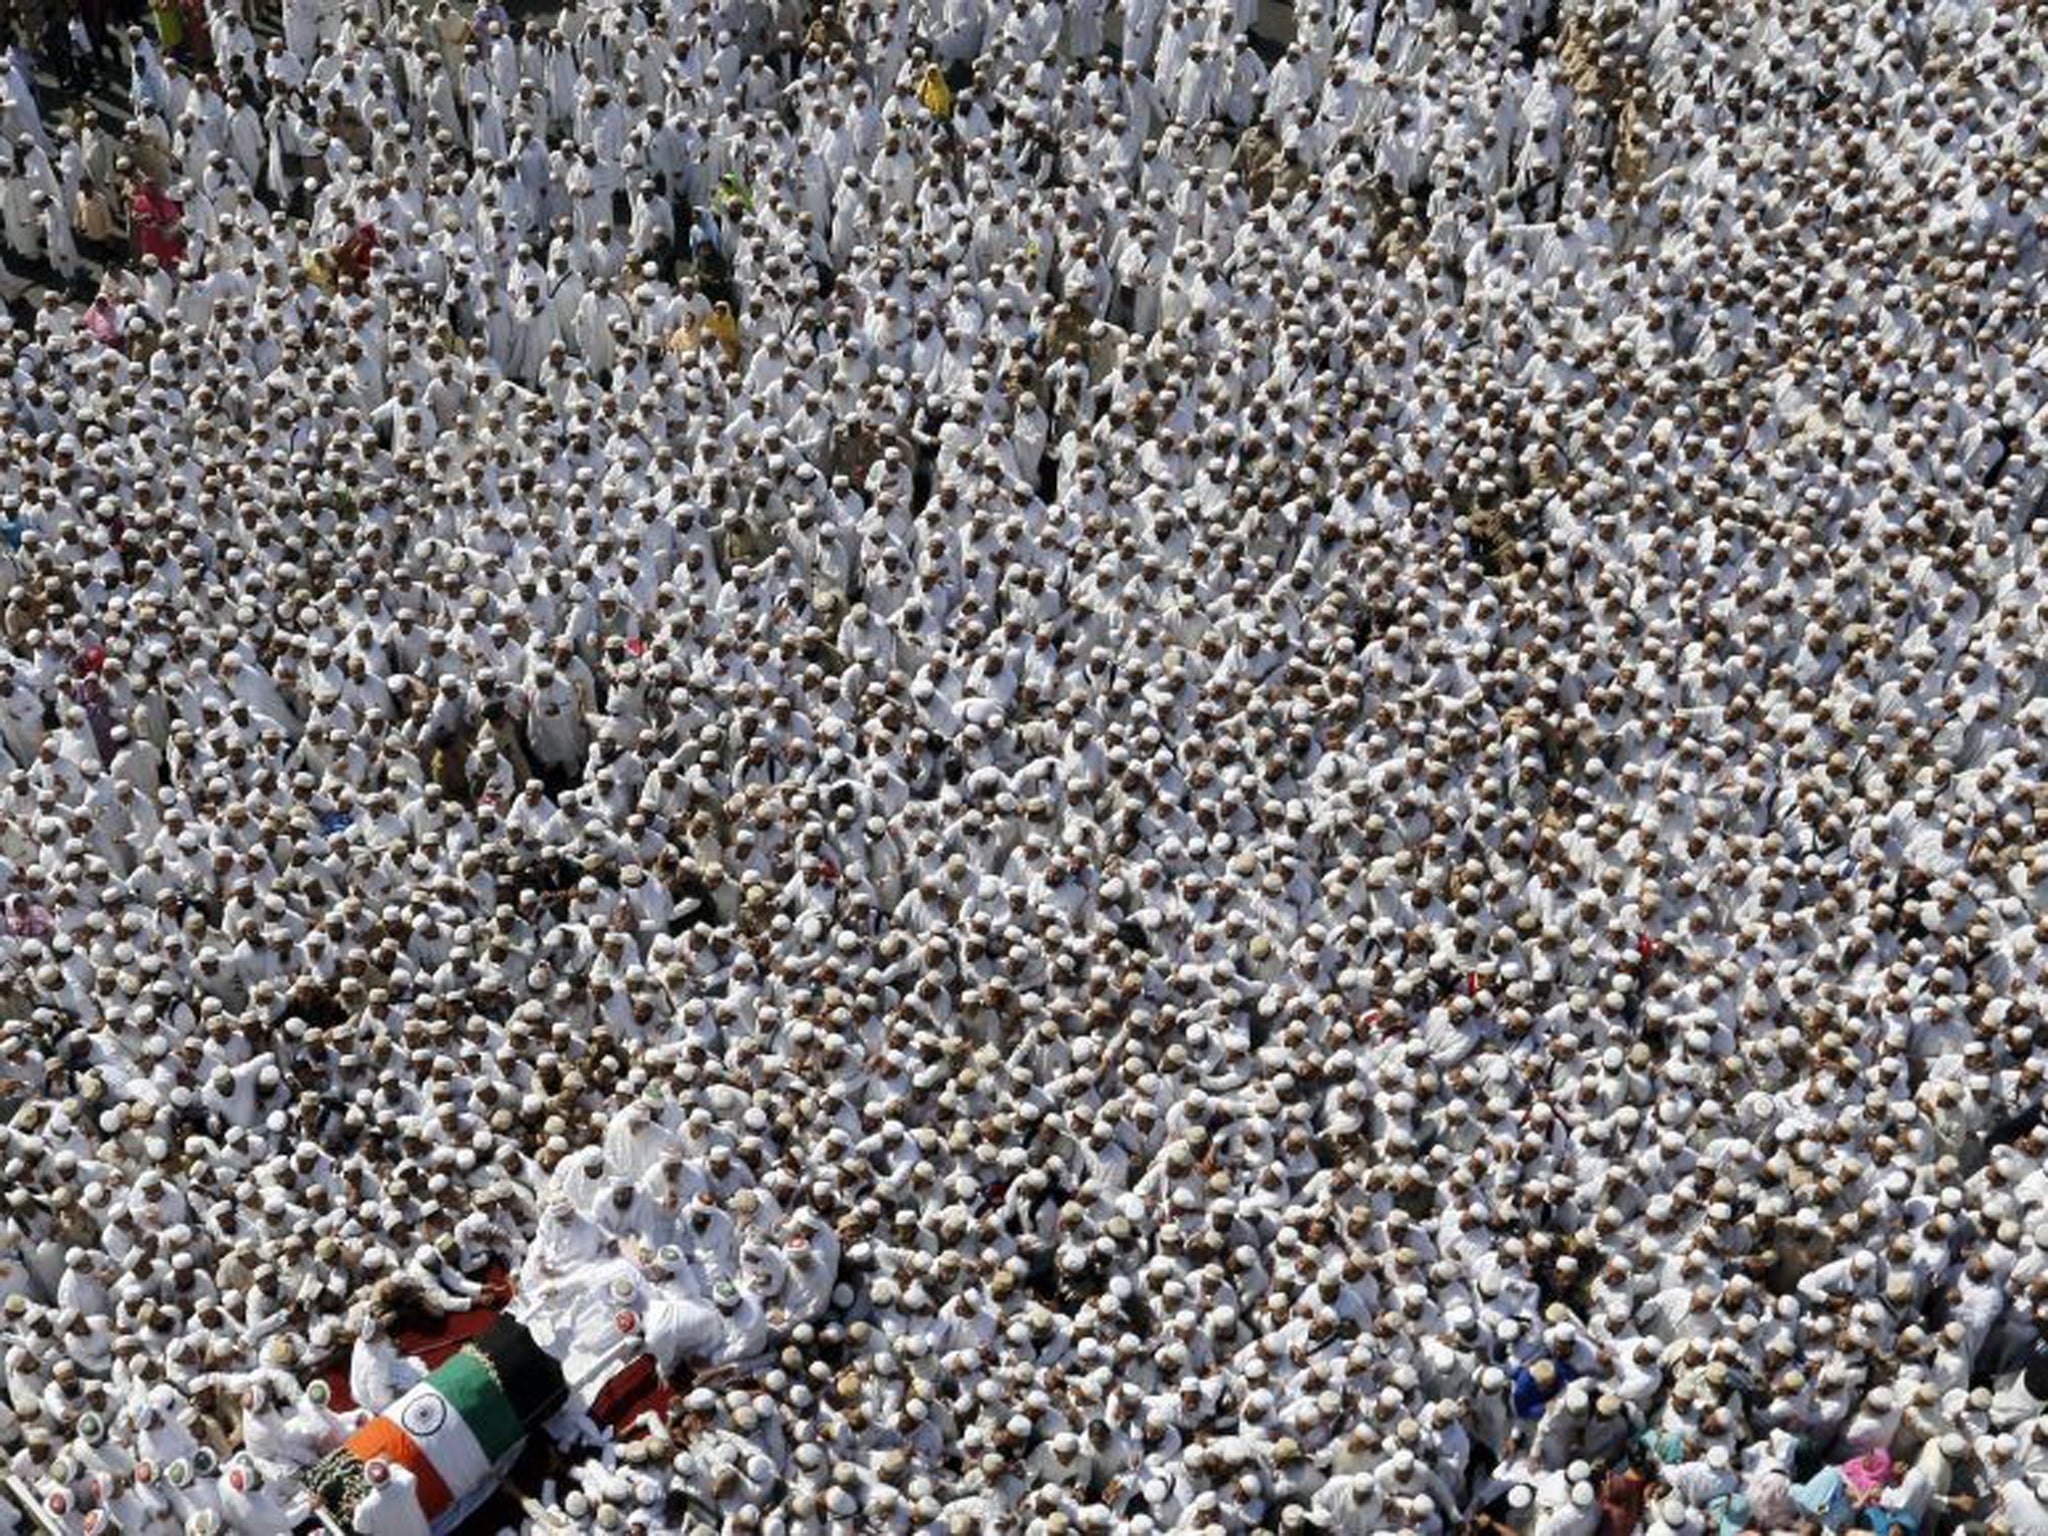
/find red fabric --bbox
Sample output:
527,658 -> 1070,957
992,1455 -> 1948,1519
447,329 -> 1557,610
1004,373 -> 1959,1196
130,185 -> 186,265
587,1352 -> 673,1436
336,222 -> 381,282
176,0 -> 211,60
131,185 -> 180,225
1597,1469 -> 1649,1536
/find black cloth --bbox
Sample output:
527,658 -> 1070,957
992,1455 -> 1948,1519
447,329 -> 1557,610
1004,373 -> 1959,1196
468,1313 -> 569,1426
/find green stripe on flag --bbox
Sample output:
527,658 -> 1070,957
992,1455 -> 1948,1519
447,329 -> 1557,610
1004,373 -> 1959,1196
429,1347 -> 526,1461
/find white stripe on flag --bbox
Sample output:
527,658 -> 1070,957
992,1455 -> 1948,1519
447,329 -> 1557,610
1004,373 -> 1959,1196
386,1380 -> 494,1498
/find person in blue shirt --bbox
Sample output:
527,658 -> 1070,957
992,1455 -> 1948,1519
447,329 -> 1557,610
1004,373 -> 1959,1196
1512,1356 -> 1577,1420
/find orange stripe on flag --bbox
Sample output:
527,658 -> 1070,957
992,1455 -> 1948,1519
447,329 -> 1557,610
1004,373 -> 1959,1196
343,1416 -> 455,1517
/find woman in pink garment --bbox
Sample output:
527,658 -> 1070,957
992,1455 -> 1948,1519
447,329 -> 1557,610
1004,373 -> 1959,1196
128,177 -> 185,264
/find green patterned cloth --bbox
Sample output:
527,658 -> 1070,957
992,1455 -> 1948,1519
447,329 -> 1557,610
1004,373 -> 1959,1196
301,1446 -> 372,1523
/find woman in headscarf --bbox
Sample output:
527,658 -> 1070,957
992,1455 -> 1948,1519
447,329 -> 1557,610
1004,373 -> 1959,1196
128,176 -> 185,265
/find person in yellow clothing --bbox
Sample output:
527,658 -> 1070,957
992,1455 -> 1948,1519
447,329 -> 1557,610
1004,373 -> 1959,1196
918,64 -> 953,119
148,0 -> 184,53
697,300 -> 739,369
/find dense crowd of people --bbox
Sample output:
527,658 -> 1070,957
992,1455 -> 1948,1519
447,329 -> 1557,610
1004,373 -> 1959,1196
3,0 -> 2048,1529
